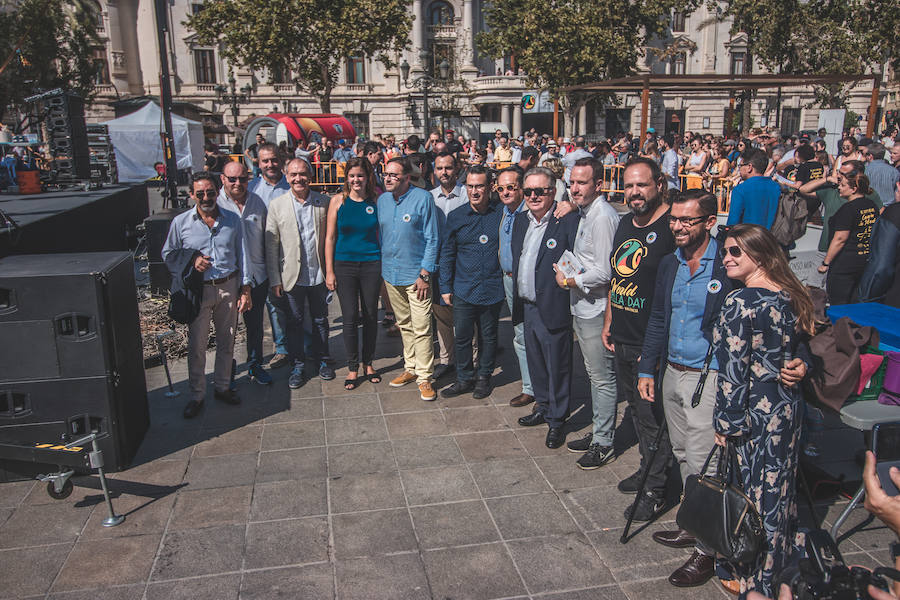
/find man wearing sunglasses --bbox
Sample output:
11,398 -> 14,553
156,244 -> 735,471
511,167 -> 581,449
163,172 -> 252,419
218,161 -> 272,386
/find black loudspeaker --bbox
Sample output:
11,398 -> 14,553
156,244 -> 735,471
143,209 -> 186,294
0,252 -> 150,479
42,91 -> 90,181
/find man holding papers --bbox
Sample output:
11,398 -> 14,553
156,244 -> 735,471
553,158 -> 621,468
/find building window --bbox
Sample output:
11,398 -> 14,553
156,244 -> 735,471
92,48 -> 110,85
672,11 -> 686,33
730,51 -> 748,75
670,53 -> 686,75
347,57 -> 365,84
269,64 -> 290,84
193,49 -> 216,84
781,108 -> 801,136
428,42 -> 455,78
429,0 -> 454,25
344,113 -> 369,138
191,3 -> 204,14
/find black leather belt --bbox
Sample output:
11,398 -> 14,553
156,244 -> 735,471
204,271 -> 238,285
667,360 -> 702,373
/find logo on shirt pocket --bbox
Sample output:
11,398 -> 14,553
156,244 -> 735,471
479,234 -> 488,244
366,205 -> 375,215
402,213 -> 411,223
546,238 -> 557,249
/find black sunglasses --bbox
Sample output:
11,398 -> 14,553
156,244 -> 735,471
719,245 -> 743,258
224,175 -> 249,183
522,187 -> 552,197
668,215 -> 712,227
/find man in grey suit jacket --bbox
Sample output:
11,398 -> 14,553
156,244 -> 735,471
265,158 -> 335,388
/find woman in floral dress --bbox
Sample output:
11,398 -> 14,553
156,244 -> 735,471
712,224 -> 816,598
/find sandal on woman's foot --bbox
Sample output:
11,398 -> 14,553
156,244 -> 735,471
719,578 -> 740,596
344,374 -> 362,390
365,367 -> 382,384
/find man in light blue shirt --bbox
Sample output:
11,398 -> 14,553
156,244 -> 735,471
247,142 -> 290,368
864,142 -> 899,206
378,156 -> 439,400
163,172 -> 252,418
217,160 -> 272,386
562,136 -> 593,184
660,134 -> 681,190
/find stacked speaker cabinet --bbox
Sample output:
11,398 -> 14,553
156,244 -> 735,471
143,209 -> 186,294
0,252 -> 150,481
41,90 -> 91,181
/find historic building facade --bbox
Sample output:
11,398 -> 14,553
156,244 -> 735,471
86,0 -> 887,142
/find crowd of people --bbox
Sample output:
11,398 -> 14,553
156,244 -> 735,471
162,120 -> 900,600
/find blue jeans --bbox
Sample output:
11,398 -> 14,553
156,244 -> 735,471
266,292 -> 288,356
243,280 -> 270,370
453,298 -> 502,382
280,283 -> 329,370
574,312 -> 617,446
503,273 -> 533,395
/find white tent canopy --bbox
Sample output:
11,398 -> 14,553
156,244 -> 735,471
101,102 -> 205,182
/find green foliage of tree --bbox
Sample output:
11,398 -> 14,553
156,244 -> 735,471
713,0 -> 900,108
477,0 -> 700,132
0,0 -> 100,128
187,0 -> 413,113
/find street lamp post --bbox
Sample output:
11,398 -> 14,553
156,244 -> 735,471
215,74 -> 253,140
400,53 -> 450,141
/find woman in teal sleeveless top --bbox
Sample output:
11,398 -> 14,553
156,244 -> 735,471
325,157 -> 383,389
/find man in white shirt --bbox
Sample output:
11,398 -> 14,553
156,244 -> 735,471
554,158 -> 620,468
562,136 -> 593,184
430,151 -> 469,380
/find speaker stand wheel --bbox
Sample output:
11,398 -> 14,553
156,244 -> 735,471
46,477 -> 74,500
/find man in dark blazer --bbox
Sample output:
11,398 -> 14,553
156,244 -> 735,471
512,166 -> 581,448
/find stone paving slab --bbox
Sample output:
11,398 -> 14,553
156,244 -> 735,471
0,297 -> 892,600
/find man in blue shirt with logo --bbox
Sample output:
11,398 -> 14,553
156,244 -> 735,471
378,156 -> 440,401
438,165 -> 504,400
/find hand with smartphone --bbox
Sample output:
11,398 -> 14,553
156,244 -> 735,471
864,422 -> 900,538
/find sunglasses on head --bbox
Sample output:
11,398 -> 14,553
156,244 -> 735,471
224,175 -> 249,183
719,245 -> 743,258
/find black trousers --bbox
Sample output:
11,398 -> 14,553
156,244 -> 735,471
614,342 -> 672,495
453,298 -> 502,382
523,302 -> 572,428
826,268 -> 862,306
334,260 -> 382,370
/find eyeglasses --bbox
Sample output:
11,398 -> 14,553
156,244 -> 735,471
383,172 -> 404,180
224,176 -> 249,183
720,245 -> 743,258
522,187 -> 552,197
668,215 -> 711,227
495,184 -> 519,193
194,189 -> 217,198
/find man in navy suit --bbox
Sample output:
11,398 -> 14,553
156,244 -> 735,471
511,167 -> 581,448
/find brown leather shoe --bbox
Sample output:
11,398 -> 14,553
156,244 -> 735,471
509,393 -> 535,407
652,528 -> 697,549
389,371 -> 416,387
668,550 -> 715,587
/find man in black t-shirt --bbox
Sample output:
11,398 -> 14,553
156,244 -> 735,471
602,157 -> 676,522
793,143 -> 824,185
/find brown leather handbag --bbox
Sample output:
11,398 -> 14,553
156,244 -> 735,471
808,317 -> 880,412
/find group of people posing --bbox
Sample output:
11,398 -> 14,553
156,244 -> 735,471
162,137 -> 825,598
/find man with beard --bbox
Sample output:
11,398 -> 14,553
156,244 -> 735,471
248,143 -> 291,369
439,166 -> 504,399
430,151 -> 469,380
601,157 -> 676,521
555,158 -> 620,469
512,167 -> 581,448
163,173 -> 252,418
218,161 -> 272,386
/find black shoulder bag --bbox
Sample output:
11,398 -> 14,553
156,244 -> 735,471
676,440 -> 764,563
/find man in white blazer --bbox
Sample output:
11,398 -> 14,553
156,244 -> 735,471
265,158 -> 335,388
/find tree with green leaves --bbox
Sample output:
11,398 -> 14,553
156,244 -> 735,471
186,0 -> 413,113
0,0 -> 100,129
477,0 -> 700,133
712,0 -> 900,109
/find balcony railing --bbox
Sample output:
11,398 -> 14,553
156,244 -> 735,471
472,75 -> 528,91
428,25 -> 457,37
273,83 -> 295,93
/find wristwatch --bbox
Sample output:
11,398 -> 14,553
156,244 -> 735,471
418,273 -> 431,284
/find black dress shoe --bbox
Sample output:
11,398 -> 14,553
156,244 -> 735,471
517,411 -> 546,427
433,363 -> 455,380
545,427 -> 565,449
652,528 -> 697,549
440,380 -> 474,398
214,389 -> 241,405
183,400 -> 203,419
472,376 -> 491,399
668,550 -> 715,587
